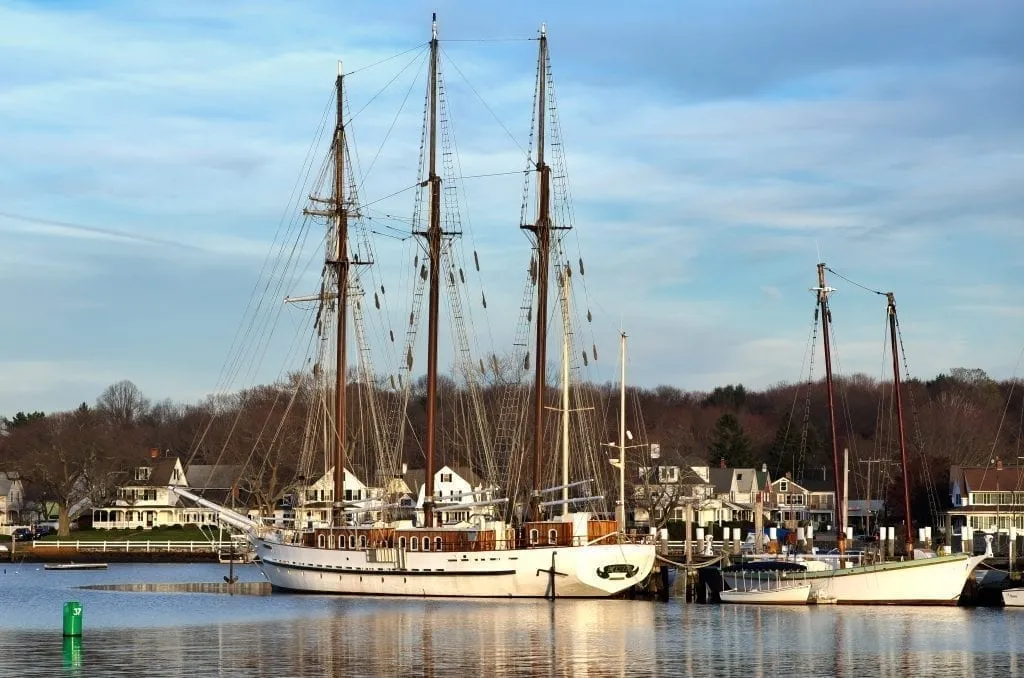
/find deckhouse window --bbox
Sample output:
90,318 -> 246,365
423,537 -> 431,552
359,535 -> 367,548
529,529 -> 539,545
435,537 -> 443,552
349,535 -> 357,549
399,536 -> 407,549
411,537 -> 419,551
317,534 -> 326,548
548,529 -> 558,545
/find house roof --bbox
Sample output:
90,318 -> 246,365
186,465 -> 243,489
135,458 -> 180,487
0,473 -> 16,496
772,477 -> 810,493
733,468 -> 757,493
797,469 -> 834,493
447,465 -> 484,488
707,468 -> 735,494
961,467 -> 1024,492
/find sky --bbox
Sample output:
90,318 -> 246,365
1,0 -> 1023,417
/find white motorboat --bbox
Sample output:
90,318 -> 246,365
721,583 -> 811,605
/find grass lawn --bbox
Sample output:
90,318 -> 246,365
36,527 -> 222,542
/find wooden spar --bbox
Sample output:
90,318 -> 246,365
332,62 -> 350,527
526,23 -> 551,521
815,263 -> 844,554
422,13 -> 442,528
887,292 -> 914,558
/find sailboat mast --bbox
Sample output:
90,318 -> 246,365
815,263 -> 844,551
560,265 -> 570,517
886,292 -> 914,557
332,62 -> 350,527
528,23 -> 552,520
422,14 -> 442,528
617,332 -> 627,533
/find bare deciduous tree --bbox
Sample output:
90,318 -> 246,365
96,380 -> 151,427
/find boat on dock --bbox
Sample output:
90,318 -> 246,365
44,563 -> 108,571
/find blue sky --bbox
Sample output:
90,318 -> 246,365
2,0 -> 1022,416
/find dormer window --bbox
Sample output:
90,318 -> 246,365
135,467 -> 151,482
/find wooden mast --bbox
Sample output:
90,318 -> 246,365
525,23 -> 551,521
815,263 -> 844,553
422,13 -> 442,528
886,292 -> 915,558
332,62 -> 350,528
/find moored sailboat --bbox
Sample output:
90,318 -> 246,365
794,264 -> 985,604
173,16 -> 654,598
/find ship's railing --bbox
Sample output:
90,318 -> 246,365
30,540 -> 239,553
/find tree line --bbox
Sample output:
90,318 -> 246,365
1,367 -> 1021,535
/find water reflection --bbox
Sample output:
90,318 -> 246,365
0,565 -> 1022,677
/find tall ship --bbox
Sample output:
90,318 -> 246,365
724,264 -> 985,604
175,15 -> 655,598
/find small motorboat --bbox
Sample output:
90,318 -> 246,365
720,582 -> 812,605
44,563 -> 108,571
1002,587 -> 1024,607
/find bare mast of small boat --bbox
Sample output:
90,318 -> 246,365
814,263 -> 845,555
886,291 -> 915,558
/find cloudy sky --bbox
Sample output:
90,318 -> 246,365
2,0 -> 1022,416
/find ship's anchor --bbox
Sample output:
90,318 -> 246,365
537,552 -> 568,600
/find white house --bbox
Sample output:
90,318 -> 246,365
0,471 -> 25,531
91,454 -> 215,529
293,467 -> 370,529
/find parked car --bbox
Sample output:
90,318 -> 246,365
12,528 -> 33,542
33,525 -> 56,538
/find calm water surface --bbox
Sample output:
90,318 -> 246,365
0,562 -> 1020,677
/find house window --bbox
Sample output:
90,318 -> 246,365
411,537 -> 419,551
779,481 -> 788,493
529,529 -> 539,545
737,473 -> 743,481
441,473 -> 453,483
777,493 -> 785,504
791,495 -> 805,505
435,537 -> 443,552
548,529 -> 558,545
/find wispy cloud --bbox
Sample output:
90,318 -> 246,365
1,0 -> 1021,413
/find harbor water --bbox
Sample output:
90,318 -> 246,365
0,563 -> 1021,677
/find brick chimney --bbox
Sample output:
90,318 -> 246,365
149,448 -> 159,459
719,457 -> 726,469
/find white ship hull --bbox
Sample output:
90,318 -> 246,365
723,554 -> 986,605
720,583 -> 811,605
254,537 -> 656,598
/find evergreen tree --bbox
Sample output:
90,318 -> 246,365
707,413 -> 753,467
